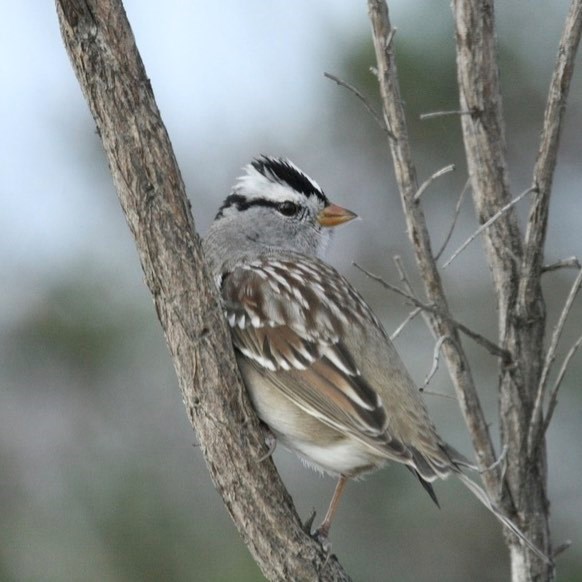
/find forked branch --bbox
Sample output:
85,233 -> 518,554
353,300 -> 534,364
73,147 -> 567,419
367,0 -> 499,485
354,264 -> 511,362
521,0 -> 582,294
528,268 -> 582,454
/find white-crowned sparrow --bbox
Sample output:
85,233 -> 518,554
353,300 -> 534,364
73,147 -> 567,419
203,156 -> 545,560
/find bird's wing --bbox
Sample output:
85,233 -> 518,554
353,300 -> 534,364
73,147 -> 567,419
221,256 -> 412,463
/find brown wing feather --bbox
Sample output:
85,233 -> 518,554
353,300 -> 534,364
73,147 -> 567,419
222,258 -> 414,463
222,256 -> 471,477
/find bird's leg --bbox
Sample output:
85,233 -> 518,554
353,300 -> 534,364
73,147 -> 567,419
314,475 -> 349,541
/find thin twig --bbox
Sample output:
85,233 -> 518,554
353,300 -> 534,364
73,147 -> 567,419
414,164 -> 456,201
419,335 -> 451,390
542,334 -> 582,435
393,255 -> 416,294
443,187 -> 535,269
324,72 -> 393,137
553,540 -> 573,559
390,307 -> 421,340
385,27 -> 397,50
419,109 -> 472,120
536,268 -> 582,400
435,178 -> 471,261
354,263 -> 511,361
528,268 -> 582,454
393,256 -> 435,337
480,444 -> 508,475
542,256 -> 581,273
420,389 -> 457,401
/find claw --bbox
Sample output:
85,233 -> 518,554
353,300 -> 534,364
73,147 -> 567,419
312,528 -> 333,567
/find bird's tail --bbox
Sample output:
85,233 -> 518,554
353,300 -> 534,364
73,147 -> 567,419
456,472 -> 551,565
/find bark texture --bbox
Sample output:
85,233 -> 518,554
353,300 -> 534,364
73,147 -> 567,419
367,0 -> 500,491
452,1 -> 582,580
368,0 -> 582,580
55,1 -> 351,580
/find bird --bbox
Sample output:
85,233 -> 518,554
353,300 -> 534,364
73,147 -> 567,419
202,155 -> 547,561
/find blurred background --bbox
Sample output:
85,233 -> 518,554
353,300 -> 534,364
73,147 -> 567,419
1,1 -> 581,580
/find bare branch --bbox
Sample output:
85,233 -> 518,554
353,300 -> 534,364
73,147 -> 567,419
452,0 -> 581,573
542,256 -> 581,273
384,27 -> 397,50
443,187 -> 535,269
324,72 -> 392,137
390,307 -> 421,340
419,109 -> 472,120
414,164 -> 456,201
420,388 -> 457,401
354,264 -> 511,361
367,0 -> 498,486
553,540 -> 573,559
393,256 -> 435,336
521,0 -> 582,289
393,255 -> 416,292
480,444 -> 508,475
435,178 -> 470,261
528,268 -> 582,454
452,0 -> 523,330
420,335 -> 452,390
542,334 -> 582,435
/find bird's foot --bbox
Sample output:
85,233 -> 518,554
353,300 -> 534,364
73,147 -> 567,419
303,510 -> 333,565
312,527 -> 333,566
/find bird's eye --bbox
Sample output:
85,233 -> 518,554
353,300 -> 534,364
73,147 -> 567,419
277,201 -> 299,217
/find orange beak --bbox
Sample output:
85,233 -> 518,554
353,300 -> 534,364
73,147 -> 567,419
317,203 -> 358,228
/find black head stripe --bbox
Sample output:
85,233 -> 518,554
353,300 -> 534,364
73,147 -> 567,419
251,156 -> 328,204
215,193 -> 280,220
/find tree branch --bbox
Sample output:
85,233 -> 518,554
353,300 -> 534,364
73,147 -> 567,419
324,72 -> 392,136
542,256 -> 581,273
453,0 -> 582,577
542,334 -> 582,437
522,0 -> 582,461
55,1 -> 350,580
390,307 -> 421,340
452,0 -> 522,335
414,164 -> 455,201
520,0 -> 582,300
443,187 -> 534,269
367,0 -> 500,487
435,177 -> 470,261
419,109 -> 472,120
393,255 -> 435,337
528,268 -> 582,454
420,335 -> 453,391
354,265 -> 511,364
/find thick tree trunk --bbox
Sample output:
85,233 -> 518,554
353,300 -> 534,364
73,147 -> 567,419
55,1 -> 350,580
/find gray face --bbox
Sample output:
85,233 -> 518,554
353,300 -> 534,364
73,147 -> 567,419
215,191 -> 331,256
205,158 -> 334,270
